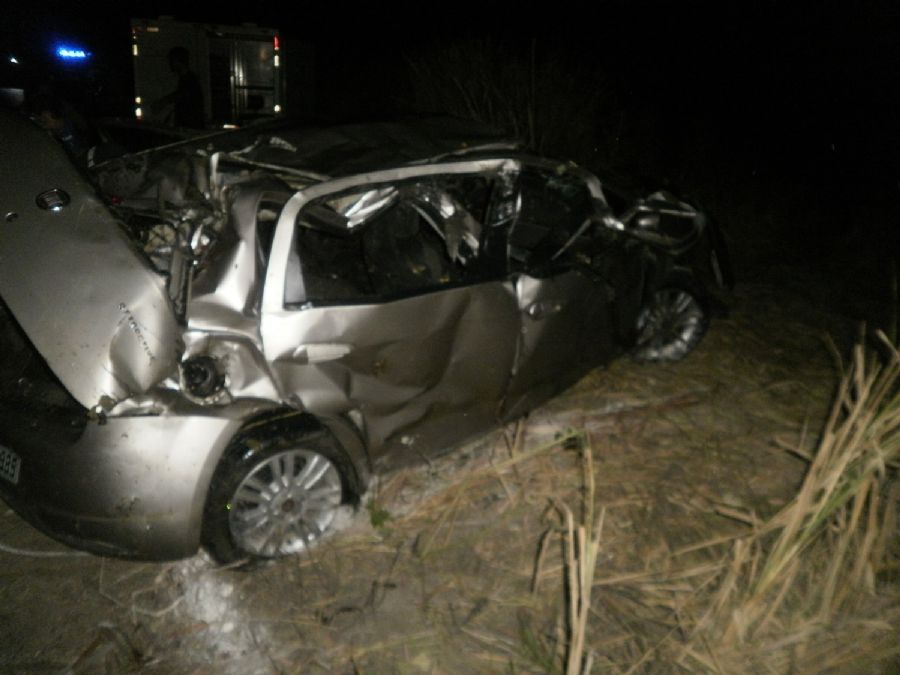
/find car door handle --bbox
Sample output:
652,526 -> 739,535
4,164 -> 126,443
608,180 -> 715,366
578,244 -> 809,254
291,343 -> 353,364
525,300 -> 563,320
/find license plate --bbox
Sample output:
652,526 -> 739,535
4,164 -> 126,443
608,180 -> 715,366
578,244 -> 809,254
0,445 -> 21,485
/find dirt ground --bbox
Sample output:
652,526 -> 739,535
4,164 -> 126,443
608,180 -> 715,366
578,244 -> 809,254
0,259 -> 892,673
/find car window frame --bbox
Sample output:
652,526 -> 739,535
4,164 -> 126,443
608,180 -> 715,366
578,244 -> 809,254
503,161 -> 610,278
262,158 -> 521,315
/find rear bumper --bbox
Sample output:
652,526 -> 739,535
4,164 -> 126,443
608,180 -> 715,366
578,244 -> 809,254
0,414 -> 242,560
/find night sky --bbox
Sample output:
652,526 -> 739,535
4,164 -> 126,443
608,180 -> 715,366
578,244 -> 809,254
4,1 -> 899,257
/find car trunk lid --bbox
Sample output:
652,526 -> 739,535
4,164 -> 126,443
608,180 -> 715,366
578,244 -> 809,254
0,111 -> 181,410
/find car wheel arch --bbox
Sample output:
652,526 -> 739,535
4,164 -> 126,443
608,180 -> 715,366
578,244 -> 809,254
198,408 -> 370,562
642,265 -> 706,307
211,408 -> 370,492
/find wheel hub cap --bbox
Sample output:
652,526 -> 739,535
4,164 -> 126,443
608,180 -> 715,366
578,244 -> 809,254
635,289 -> 706,362
228,448 -> 343,557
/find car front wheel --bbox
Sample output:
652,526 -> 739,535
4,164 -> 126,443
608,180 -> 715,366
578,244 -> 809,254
203,430 -> 356,563
633,286 -> 708,363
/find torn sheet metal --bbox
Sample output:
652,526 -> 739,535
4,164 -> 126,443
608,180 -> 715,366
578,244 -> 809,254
187,175 -> 289,334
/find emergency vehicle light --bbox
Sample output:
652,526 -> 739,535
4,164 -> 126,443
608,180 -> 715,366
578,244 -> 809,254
55,45 -> 89,61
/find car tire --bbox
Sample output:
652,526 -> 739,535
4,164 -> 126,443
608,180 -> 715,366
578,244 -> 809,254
202,429 -> 358,564
632,283 -> 709,363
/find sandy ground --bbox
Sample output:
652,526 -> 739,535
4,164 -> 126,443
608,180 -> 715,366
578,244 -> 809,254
0,261 -> 888,674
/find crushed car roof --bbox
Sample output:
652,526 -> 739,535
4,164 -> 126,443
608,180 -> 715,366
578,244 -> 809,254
121,116 -> 519,179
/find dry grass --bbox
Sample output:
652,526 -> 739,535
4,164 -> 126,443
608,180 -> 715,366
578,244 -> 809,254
13,280 -> 897,675
569,331 -> 900,674
489,329 -> 900,675
560,441 -> 604,675
86,324 -> 898,674
671,332 -> 900,673
271,309 -> 896,674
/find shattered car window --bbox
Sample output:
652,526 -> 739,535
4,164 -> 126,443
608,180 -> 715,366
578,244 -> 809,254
287,225 -> 374,305
362,201 -> 463,295
285,177 -> 493,306
325,187 -> 399,229
508,168 -> 594,268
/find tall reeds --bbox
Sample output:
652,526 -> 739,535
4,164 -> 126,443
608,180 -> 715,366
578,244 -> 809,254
679,332 -> 900,671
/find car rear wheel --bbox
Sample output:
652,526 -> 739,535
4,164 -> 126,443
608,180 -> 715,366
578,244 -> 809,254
203,430 -> 356,563
633,286 -> 708,363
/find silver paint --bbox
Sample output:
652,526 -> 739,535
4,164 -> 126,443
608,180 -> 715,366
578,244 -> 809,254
0,111 -> 180,410
0,110 -> 722,559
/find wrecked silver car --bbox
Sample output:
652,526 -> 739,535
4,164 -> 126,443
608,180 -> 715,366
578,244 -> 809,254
0,111 -> 730,561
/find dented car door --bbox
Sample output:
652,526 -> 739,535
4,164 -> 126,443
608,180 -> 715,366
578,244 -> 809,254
502,166 -> 617,418
260,164 -> 521,461
503,270 -> 615,420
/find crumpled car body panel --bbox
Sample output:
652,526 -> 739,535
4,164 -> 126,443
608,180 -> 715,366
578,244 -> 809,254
0,112 -> 180,411
0,111 -> 730,559
263,280 -> 521,459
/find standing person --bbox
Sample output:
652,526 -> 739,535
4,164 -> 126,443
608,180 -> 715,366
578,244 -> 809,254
153,46 -> 204,129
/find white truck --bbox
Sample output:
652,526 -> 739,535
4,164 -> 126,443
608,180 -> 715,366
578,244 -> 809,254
130,17 -> 286,127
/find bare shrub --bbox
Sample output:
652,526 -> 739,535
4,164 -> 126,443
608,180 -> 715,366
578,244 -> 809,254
403,38 -> 623,169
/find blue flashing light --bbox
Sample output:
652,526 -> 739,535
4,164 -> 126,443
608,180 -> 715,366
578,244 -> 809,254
54,45 -> 90,61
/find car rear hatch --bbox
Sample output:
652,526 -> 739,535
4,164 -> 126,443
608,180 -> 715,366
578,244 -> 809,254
0,110 -> 181,412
